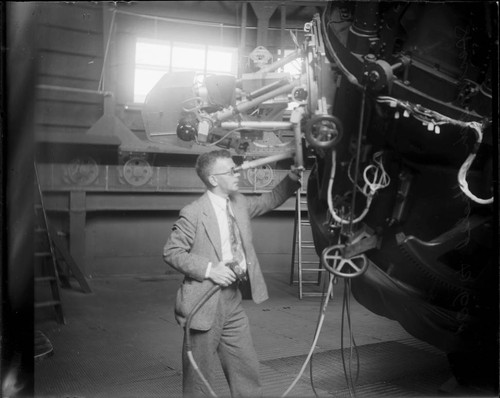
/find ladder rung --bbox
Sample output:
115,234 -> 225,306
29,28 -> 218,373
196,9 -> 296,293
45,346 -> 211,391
292,280 -> 320,285
35,252 -> 51,257
35,276 -> 57,283
35,300 -> 61,309
302,268 -> 326,272
302,293 -> 328,297
293,263 -> 320,268
300,244 -> 316,249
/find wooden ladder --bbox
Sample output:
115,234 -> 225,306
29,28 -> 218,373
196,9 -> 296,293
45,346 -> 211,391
34,162 -> 66,324
289,188 -> 328,299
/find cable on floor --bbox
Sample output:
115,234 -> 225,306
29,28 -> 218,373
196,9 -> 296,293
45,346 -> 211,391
281,274 -> 336,397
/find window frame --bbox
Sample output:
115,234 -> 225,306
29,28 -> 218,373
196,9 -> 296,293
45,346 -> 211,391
133,38 -> 238,104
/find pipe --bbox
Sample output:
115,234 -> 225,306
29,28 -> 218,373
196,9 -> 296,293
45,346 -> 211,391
247,79 -> 290,100
215,79 -> 302,121
220,121 -> 292,130
257,50 -> 302,75
293,113 -> 304,168
234,151 -> 295,172
348,88 -> 367,232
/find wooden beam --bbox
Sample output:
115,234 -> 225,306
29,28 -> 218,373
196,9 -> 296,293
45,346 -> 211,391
69,191 -> 87,275
50,225 -> 92,293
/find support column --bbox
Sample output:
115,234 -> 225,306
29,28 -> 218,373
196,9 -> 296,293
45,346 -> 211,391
69,191 -> 87,276
250,2 -> 279,47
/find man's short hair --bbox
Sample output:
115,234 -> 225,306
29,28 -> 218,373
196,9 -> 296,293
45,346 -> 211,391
195,149 -> 232,187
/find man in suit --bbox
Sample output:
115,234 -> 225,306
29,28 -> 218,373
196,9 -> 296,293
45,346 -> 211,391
163,149 -> 301,397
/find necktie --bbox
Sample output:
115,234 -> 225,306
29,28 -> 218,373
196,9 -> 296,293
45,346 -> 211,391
226,200 -> 246,269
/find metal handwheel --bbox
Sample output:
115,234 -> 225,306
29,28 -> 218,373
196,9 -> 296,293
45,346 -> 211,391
321,244 -> 368,278
305,115 -> 343,149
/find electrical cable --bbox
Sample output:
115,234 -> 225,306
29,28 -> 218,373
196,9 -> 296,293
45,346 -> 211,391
347,152 -> 391,197
281,274 -> 336,397
186,275 -> 338,398
341,279 -> 360,398
327,151 -> 372,225
325,90 -> 391,226
346,280 -> 360,390
347,89 -> 367,234
309,272 -> 338,397
185,285 -> 221,398
376,96 -> 493,205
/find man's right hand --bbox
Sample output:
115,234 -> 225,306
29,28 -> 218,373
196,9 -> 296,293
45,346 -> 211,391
208,261 -> 237,286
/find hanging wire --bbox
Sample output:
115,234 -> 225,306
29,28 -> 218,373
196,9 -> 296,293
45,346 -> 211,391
341,279 -> 360,398
347,89 -> 367,234
309,273 -> 336,397
328,151 -> 372,225
327,149 -> 391,226
281,274 -> 336,397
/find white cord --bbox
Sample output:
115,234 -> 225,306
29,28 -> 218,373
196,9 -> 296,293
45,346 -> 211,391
457,123 -> 493,204
328,151 -> 388,225
376,96 -> 493,205
362,151 -> 391,196
281,274 -> 335,397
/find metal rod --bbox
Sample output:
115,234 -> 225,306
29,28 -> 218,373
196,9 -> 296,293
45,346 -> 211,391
247,79 -> 290,100
293,110 -> 304,168
113,8 -> 308,32
257,50 -> 302,75
220,121 -> 292,130
349,88 -> 367,232
234,151 -> 295,171
215,79 -> 302,121
150,132 -> 176,136
239,2 -> 247,79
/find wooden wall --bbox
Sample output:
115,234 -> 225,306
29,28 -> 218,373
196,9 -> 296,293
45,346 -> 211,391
36,3 -> 105,136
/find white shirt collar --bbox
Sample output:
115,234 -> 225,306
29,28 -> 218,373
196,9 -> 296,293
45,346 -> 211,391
207,190 -> 228,211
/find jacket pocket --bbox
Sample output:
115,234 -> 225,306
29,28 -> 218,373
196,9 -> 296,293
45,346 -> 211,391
175,279 -> 219,331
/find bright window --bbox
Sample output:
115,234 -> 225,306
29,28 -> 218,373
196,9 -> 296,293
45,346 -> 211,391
281,49 -> 303,77
171,45 -> 205,70
134,39 -> 238,103
206,47 -> 237,74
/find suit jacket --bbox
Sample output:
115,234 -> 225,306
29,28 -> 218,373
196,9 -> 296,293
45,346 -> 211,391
163,175 -> 300,330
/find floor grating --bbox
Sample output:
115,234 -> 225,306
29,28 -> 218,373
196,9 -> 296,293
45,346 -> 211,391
261,340 -> 450,397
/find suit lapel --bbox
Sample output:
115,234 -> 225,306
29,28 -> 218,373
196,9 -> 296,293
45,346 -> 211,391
200,193 -> 222,261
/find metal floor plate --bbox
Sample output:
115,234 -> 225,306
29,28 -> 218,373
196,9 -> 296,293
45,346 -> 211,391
261,340 -> 450,397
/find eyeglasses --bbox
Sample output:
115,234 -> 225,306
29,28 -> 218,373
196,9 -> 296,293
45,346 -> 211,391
211,167 -> 238,177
